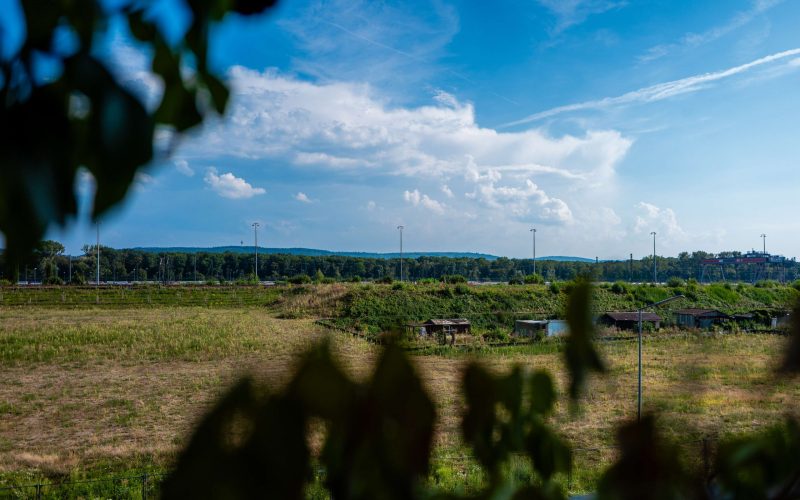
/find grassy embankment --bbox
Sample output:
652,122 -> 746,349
0,283 -> 798,496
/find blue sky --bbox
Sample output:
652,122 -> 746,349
35,0 -> 800,258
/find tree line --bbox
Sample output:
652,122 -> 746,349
1,241 -> 797,284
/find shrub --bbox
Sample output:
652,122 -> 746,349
377,275 -> 394,284
508,277 -> 524,285
667,277 -> 684,288
454,283 -> 470,295
288,274 -> 312,284
391,282 -> 406,291
69,273 -> 86,285
611,281 -> 628,295
0,279 -> 11,286
350,275 -> 362,283
792,280 -> 800,292
440,274 -> 467,284
549,282 -> 561,294
523,273 -> 544,284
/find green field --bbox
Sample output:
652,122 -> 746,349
0,283 -> 798,497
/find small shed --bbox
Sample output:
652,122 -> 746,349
423,318 -> 471,335
598,312 -> 661,331
515,319 -> 569,338
674,309 -> 730,329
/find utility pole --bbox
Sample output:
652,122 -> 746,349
530,228 -> 537,276
96,223 -> 100,286
252,222 -> 260,281
761,233 -> 767,255
629,253 -> 633,282
651,232 -> 657,284
193,254 -> 197,282
397,226 -> 404,282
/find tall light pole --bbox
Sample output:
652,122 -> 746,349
96,223 -> 100,286
638,294 -> 684,422
761,233 -> 767,255
397,225 -> 404,282
650,231 -> 657,284
252,222 -> 260,281
530,228 -> 537,276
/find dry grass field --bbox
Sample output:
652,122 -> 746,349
1,304 -> 799,493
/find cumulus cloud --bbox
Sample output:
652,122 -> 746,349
204,167 -> 265,199
467,177 -> 573,223
295,192 -> 312,203
633,202 -> 686,239
184,67 -> 631,186
174,159 -> 194,177
441,184 -> 454,198
404,189 -> 445,214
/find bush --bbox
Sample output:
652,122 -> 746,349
667,277 -> 684,288
391,282 -> 406,291
69,273 -> 86,285
350,275 -> 362,283
755,280 -> 779,288
454,283 -> 470,295
508,277 -> 524,285
483,329 -> 510,342
288,274 -> 312,284
549,282 -> 561,294
0,279 -> 11,286
44,276 -> 64,285
611,281 -> 628,294
792,280 -> 800,292
523,273 -> 544,284
440,274 -> 467,284
377,275 -> 394,284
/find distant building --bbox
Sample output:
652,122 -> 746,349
674,309 -> 731,329
598,312 -> 661,331
514,319 -> 569,338
422,319 -> 471,335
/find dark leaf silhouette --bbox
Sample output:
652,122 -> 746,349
564,279 -> 606,398
0,0 -> 278,265
597,415 -> 702,500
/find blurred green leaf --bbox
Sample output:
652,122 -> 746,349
780,301 -> 800,373
597,415 -> 701,500
715,418 -> 800,499
564,279 -> 606,399
529,370 -> 556,417
204,72 -> 230,114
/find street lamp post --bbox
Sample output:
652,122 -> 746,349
650,231 -> 657,284
530,228 -> 537,276
397,226 -> 404,281
638,294 -> 685,422
761,233 -> 767,254
252,222 -> 260,282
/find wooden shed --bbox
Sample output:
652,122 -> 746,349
674,309 -> 730,329
598,312 -> 661,331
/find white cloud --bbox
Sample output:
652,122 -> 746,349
173,159 -> 194,177
203,167 -> 265,199
633,202 -> 686,240
404,189 -> 445,214
366,200 -> 377,211
639,0 -> 784,62
184,67 -> 631,186
536,0 -> 625,33
467,177 -> 573,223
505,47 -> 800,126
295,192 -> 312,203
172,67 -> 631,231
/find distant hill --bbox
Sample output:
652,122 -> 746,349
132,246 -> 502,260
131,246 -> 601,262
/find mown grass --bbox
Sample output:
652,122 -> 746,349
1,285 -> 799,496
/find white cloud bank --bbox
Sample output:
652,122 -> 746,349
204,167 -> 265,199
182,67 -> 632,224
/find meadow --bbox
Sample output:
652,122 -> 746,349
0,283 -> 798,497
